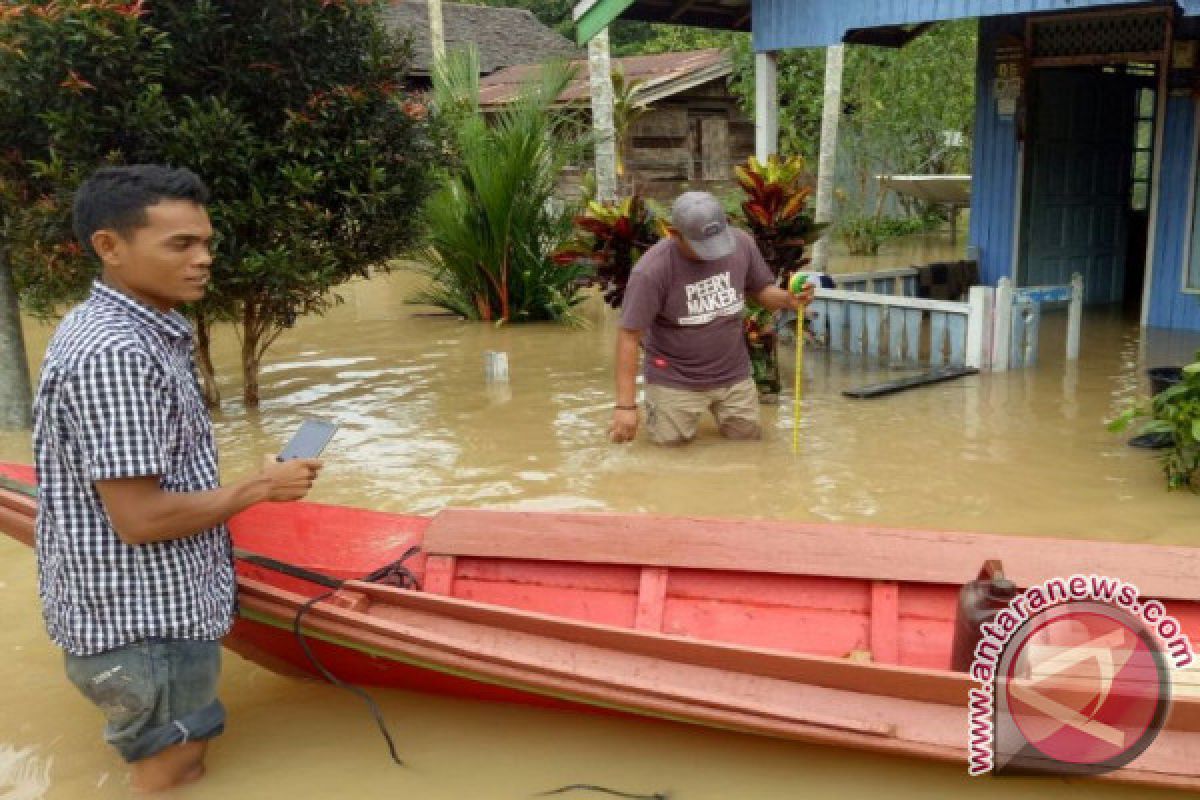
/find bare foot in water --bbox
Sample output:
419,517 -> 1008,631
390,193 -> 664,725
131,741 -> 208,793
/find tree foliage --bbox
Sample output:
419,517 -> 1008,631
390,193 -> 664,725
467,4 -> 977,204
0,0 -> 440,407
724,22 -> 977,180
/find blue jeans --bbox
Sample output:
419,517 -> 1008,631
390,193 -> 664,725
65,639 -> 225,762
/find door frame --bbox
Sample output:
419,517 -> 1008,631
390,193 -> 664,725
1006,8 -> 1172,325
1016,65 -> 1139,300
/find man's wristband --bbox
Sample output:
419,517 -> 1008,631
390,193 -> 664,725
615,404 -> 637,411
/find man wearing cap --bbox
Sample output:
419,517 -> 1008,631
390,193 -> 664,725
610,191 -> 814,445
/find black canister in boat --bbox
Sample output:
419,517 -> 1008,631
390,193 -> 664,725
950,560 -> 1018,672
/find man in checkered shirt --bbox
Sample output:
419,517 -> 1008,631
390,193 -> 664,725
34,166 -> 324,792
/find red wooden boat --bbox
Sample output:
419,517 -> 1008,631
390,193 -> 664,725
1,460 -> 1198,789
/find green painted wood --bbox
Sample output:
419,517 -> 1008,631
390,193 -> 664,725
574,0 -> 634,44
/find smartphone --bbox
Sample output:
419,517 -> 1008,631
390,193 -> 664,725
277,419 -> 338,461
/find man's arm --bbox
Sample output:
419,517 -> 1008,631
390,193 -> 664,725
755,283 -> 815,312
96,458 -> 322,546
610,327 -> 642,443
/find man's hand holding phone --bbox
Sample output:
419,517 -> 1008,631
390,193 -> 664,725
259,456 -> 322,502
259,419 -> 336,502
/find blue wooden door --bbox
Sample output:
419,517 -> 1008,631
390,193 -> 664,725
1019,68 -> 1137,304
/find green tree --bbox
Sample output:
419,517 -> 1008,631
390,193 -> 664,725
1,0 -> 439,408
726,22 -> 977,189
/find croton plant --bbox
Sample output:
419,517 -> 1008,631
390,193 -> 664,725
735,154 -> 828,288
736,154 -> 827,398
554,195 -> 666,308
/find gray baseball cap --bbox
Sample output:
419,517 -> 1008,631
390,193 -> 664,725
671,191 -> 735,261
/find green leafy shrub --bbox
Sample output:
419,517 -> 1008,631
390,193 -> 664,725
1109,355 -> 1200,490
1,0 -> 439,406
836,214 -> 889,255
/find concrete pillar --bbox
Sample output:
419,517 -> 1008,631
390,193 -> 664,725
588,28 -> 618,203
812,44 -> 844,272
754,51 -> 779,161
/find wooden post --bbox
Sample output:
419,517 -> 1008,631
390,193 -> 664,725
1066,272 -> 1083,361
428,0 -> 446,64
754,51 -> 778,161
588,28 -> 618,203
0,252 -> 33,430
965,285 -> 992,370
811,45 -> 844,273
991,278 -> 1013,373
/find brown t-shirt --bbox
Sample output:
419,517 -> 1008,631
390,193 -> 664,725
620,229 -> 774,389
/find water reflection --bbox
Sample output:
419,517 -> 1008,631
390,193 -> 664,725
0,745 -> 53,800
1,232 -> 1198,798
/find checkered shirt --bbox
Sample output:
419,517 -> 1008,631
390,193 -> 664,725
33,281 -> 235,656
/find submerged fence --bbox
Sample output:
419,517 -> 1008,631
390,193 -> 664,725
809,271 -> 1083,372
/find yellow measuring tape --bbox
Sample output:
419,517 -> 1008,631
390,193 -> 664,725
788,273 -> 809,455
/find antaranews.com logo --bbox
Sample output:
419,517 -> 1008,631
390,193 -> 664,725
967,575 -> 1194,777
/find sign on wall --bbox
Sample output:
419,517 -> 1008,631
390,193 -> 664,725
994,35 -> 1024,118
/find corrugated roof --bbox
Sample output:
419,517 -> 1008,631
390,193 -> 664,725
478,48 -> 731,107
382,1 -> 580,76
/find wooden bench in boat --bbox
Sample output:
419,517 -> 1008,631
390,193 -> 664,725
421,509 -> 1200,670
423,508 -> 1200,601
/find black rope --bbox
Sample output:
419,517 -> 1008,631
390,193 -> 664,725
536,785 -> 670,800
282,545 -> 423,767
293,589 -> 406,766
234,549 -> 343,589
363,545 -> 422,590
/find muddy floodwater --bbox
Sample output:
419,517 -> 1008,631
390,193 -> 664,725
1,232 -> 1197,798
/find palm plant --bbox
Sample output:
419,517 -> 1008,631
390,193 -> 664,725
412,50 -> 590,323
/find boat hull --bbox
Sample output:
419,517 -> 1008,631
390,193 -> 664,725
2,461 -> 1200,790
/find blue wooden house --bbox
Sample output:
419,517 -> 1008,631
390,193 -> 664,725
574,0 -> 1200,332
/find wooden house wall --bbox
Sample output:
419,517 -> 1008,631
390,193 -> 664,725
623,79 -> 754,203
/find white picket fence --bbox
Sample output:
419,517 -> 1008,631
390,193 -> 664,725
809,272 -> 1083,372
991,275 -> 1084,371
834,267 -> 920,297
